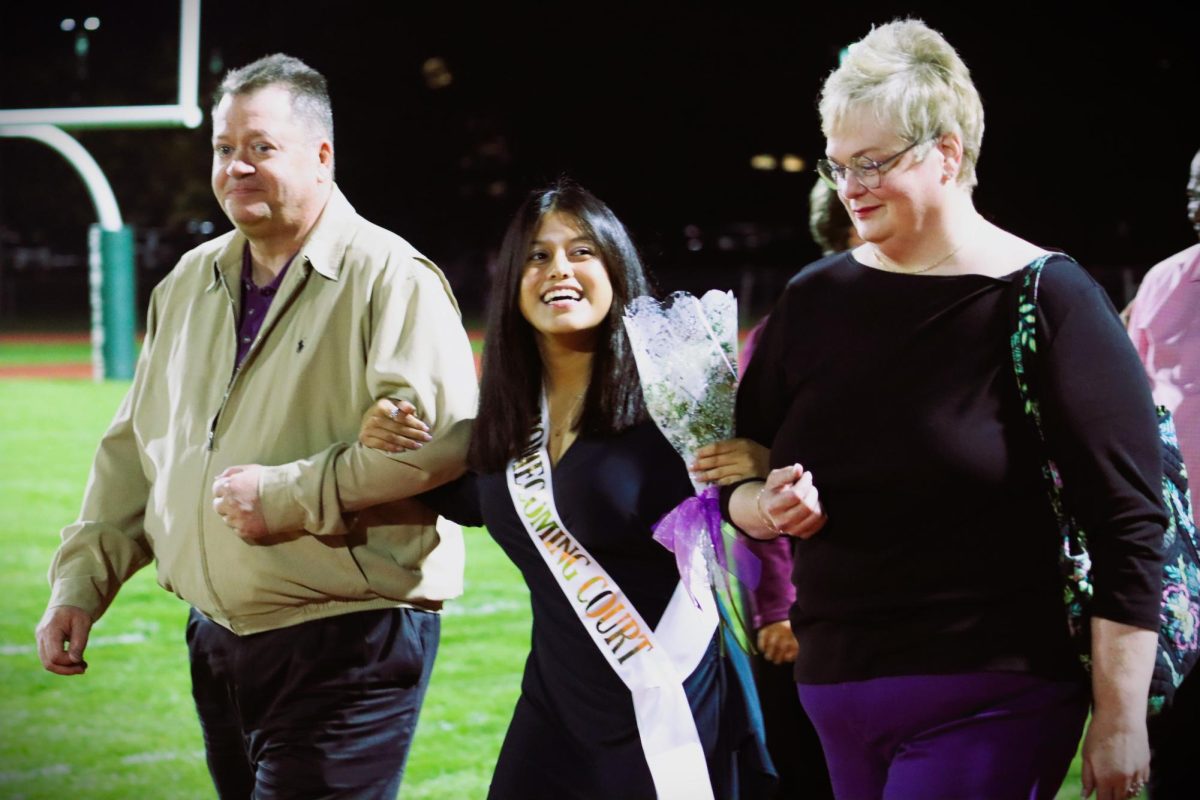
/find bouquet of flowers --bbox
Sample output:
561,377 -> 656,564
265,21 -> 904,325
623,290 -> 758,609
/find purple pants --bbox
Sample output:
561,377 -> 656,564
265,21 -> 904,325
798,672 -> 1089,800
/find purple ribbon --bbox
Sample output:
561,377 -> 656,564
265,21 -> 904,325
652,486 -> 762,608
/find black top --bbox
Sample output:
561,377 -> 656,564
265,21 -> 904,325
728,252 -> 1165,684
432,419 -> 692,635
424,420 -> 770,796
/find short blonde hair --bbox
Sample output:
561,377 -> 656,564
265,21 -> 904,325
819,19 -> 984,189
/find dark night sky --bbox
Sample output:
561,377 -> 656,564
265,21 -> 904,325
2,1 -> 1198,317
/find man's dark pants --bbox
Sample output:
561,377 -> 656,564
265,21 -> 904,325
186,606 -> 440,799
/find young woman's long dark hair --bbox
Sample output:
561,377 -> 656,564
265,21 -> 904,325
469,178 -> 651,472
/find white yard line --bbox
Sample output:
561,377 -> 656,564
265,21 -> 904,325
120,750 -> 204,766
0,751 -> 203,785
0,764 -> 70,784
0,599 -> 520,655
0,631 -> 148,656
443,600 -> 524,616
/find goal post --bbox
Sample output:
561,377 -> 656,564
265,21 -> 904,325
0,0 -> 202,379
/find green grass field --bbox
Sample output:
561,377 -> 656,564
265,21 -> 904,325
0,342 -> 92,366
0,362 -> 1090,799
0,379 -> 528,799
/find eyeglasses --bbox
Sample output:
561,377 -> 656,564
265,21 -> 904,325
816,140 -> 926,191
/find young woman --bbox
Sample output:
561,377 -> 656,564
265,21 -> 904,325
361,179 -> 773,799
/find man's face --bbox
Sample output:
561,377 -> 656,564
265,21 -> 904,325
211,85 -> 332,241
1188,149 -> 1200,240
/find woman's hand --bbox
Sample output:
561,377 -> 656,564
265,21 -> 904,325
1081,619 -> 1155,800
758,464 -> 826,539
358,398 -> 432,452
729,464 -> 826,540
691,438 -> 769,485
1081,711 -> 1150,800
757,619 -> 799,665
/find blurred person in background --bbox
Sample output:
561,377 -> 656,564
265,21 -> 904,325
1126,145 -> 1200,800
809,178 -> 865,256
691,177 -> 862,799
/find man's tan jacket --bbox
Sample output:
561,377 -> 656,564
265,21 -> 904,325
49,187 -> 478,634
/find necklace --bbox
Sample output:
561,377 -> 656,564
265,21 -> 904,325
872,239 -> 965,275
549,392 -> 585,439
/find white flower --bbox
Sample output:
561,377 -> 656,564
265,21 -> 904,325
623,290 -> 738,493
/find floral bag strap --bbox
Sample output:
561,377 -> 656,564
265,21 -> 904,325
1009,254 -> 1095,665
1010,253 -> 1200,715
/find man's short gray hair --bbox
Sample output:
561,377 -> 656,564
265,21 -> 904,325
213,53 -> 334,146
819,19 -> 984,190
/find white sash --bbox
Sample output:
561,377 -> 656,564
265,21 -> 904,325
506,397 -> 718,800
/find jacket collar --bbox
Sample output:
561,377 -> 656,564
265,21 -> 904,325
208,184 -> 357,290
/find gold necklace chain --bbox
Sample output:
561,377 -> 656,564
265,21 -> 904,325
872,240 -> 965,275
549,392 -> 585,438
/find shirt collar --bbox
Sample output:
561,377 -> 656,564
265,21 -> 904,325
240,245 -> 293,294
208,183 -> 355,289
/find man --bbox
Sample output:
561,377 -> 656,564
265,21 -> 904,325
34,54 -> 478,799
1127,146 -> 1200,800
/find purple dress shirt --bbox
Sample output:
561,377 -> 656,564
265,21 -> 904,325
236,246 -> 294,368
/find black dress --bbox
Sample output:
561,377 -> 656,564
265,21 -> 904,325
727,253 -> 1166,686
426,419 -> 774,799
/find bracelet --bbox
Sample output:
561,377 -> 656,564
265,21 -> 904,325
755,486 -> 784,536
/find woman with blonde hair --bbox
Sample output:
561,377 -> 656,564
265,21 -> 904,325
723,19 -> 1165,800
